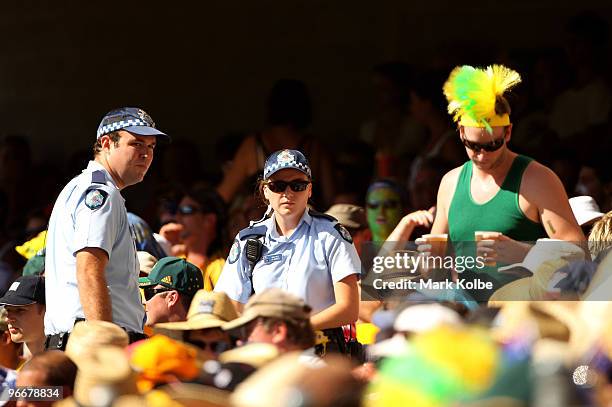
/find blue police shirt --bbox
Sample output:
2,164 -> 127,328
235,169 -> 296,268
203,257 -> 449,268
214,209 -> 361,314
44,161 -> 144,335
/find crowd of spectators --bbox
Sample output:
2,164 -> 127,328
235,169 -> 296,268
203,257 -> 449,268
0,10 -> 612,407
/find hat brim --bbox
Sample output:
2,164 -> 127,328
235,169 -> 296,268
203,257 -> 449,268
221,311 -> 258,332
154,314 -> 226,331
138,276 -> 156,287
264,167 -> 310,180
125,125 -> 171,142
488,278 -> 533,303
0,293 -> 37,306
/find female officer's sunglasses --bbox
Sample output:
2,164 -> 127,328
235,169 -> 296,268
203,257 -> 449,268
266,180 -> 310,193
461,136 -> 505,152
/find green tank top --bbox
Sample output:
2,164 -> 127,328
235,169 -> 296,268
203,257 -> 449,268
449,155 -> 547,242
447,155 -> 547,295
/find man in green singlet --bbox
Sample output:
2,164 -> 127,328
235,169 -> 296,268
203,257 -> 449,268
427,65 -> 585,300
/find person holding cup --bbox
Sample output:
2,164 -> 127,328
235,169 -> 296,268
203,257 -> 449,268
421,65 -> 585,300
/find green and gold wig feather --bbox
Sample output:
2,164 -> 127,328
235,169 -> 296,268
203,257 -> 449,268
443,65 -> 521,133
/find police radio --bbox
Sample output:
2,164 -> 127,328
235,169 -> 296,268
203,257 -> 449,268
246,238 -> 264,295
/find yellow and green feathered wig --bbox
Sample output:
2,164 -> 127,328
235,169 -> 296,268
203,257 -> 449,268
443,65 -> 521,133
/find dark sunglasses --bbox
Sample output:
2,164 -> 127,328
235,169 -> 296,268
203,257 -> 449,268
143,287 -> 173,301
461,136 -> 505,152
186,339 -> 231,353
366,200 -> 400,210
265,180 -> 310,193
177,205 -> 202,215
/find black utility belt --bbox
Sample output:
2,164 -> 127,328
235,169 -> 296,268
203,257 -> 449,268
45,318 -> 148,351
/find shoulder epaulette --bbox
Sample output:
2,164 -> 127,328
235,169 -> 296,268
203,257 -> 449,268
309,209 -> 337,223
91,170 -> 106,185
239,225 -> 267,241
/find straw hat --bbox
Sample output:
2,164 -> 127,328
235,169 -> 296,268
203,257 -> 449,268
154,290 -> 238,331
65,321 -> 129,364
497,239 -> 585,277
218,343 -> 280,368
56,346 -> 139,407
581,249 -> 612,301
489,259 -> 569,302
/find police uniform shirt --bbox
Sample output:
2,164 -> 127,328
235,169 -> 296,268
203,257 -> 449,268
44,161 -> 144,335
214,209 -> 361,314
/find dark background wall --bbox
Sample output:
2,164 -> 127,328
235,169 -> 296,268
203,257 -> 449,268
0,0 -> 610,170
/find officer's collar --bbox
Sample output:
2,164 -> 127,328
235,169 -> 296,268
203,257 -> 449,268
85,161 -> 118,189
268,209 -> 312,240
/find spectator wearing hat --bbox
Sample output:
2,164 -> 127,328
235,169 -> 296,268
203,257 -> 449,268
223,288 -> 315,353
325,204 -> 369,256
139,257 -> 204,326
44,108 -> 169,350
215,149 -> 360,354
159,186 -> 228,291
0,275 -> 46,358
154,290 -> 237,359
0,307 -> 22,370
569,195 -> 605,236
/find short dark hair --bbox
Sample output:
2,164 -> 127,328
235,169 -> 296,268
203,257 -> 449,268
261,316 -> 315,349
92,131 -> 121,156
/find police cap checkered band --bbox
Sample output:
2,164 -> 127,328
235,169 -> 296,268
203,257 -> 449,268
96,107 -> 170,141
263,149 -> 312,179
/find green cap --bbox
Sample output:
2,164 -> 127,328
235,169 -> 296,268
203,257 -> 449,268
22,253 -> 45,276
138,257 -> 203,296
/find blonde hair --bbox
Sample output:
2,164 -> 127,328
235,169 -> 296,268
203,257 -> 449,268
588,211 -> 612,258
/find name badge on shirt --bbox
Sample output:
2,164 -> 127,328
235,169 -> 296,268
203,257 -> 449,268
264,254 -> 283,264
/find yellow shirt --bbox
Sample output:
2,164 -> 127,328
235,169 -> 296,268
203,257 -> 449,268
182,253 -> 226,292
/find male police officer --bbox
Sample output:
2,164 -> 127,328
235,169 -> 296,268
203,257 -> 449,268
44,108 -> 169,349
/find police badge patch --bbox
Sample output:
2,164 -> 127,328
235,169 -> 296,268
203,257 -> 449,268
334,224 -> 353,243
85,189 -> 108,210
277,150 -> 294,165
228,239 -> 241,264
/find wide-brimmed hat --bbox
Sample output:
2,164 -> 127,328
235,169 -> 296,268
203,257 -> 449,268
497,239 -> 585,277
325,204 -> 366,229
154,290 -> 238,331
581,248 -> 612,300
489,259 -> 569,302
222,288 -> 311,332
65,321 -> 129,364
218,343 -> 280,369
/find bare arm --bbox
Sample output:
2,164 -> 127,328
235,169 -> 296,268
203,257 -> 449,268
524,164 -> 586,242
310,274 -> 359,330
216,136 -> 256,203
430,168 -> 461,235
75,248 -> 112,321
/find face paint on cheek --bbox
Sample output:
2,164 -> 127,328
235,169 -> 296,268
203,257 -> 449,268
366,187 -> 403,241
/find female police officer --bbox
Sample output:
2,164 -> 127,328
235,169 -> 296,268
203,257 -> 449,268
214,149 -> 360,332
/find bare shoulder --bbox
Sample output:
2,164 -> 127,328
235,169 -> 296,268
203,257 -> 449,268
439,165 -> 464,195
522,160 -> 564,192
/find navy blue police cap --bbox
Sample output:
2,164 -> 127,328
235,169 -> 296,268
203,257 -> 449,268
263,149 -> 312,179
96,107 -> 170,142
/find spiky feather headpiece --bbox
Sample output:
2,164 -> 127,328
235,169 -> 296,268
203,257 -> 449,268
443,65 -> 521,133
